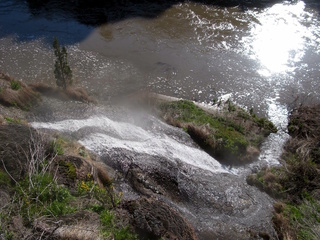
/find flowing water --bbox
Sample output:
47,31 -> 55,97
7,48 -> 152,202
1,0 -> 320,238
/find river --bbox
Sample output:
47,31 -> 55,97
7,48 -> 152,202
1,0 -> 320,113
1,0 -> 320,238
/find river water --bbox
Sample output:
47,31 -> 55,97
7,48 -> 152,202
1,0 -> 320,238
1,0 -> 320,162
1,0 -> 320,113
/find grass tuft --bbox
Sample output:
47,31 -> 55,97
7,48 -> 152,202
10,80 -> 21,91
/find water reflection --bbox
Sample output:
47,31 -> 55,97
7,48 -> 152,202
243,1 -> 317,76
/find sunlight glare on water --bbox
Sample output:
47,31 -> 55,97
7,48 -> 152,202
244,1 -> 314,76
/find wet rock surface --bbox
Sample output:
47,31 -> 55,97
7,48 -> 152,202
105,149 -> 276,239
29,104 -> 277,239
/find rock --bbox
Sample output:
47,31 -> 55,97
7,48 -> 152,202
54,155 -> 112,189
0,124 -> 38,181
124,197 -> 198,240
107,149 -> 276,240
33,210 -> 102,240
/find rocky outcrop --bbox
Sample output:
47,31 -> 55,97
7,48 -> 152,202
105,148 -> 277,240
0,124 -> 36,181
124,197 -> 198,240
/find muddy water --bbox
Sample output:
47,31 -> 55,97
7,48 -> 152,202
1,0 -> 320,112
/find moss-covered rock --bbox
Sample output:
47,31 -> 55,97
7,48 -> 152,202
158,100 -> 276,165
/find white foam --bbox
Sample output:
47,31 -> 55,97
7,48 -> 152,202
31,116 -> 226,173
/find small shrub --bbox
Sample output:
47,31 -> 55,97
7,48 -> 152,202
100,210 -> 114,227
256,117 -> 277,133
10,80 -> 21,91
100,210 -> 137,240
16,173 -> 75,220
114,226 -> 138,240
49,138 -> 64,155
77,180 -> 122,208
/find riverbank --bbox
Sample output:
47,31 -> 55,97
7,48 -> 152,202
0,117 -> 200,240
248,104 -> 320,239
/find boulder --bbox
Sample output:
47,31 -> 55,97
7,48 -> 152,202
124,197 -> 198,240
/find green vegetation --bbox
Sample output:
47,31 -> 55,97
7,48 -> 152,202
77,179 -> 137,239
59,160 -> 77,180
100,210 -> 138,240
16,173 -> 75,221
248,104 -> 320,239
49,137 -> 65,155
4,116 -> 21,124
0,129 -> 138,239
0,169 -> 10,186
159,100 -> 276,163
78,178 -> 121,208
53,37 -> 73,89
10,80 -> 21,90
78,146 -> 87,157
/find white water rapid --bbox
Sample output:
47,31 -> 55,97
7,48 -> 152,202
31,114 -> 227,174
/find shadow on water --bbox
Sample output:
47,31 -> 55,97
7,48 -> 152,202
25,0 -> 285,25
2,0 -> 317,45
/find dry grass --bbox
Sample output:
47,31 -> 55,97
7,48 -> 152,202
0,73 -> 39,109
30,83 -> 96,103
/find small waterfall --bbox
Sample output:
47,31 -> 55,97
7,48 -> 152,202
31,111 -> 277,238
31,115 -> 226,174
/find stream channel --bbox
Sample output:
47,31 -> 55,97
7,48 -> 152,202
1,0 -> 320,238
